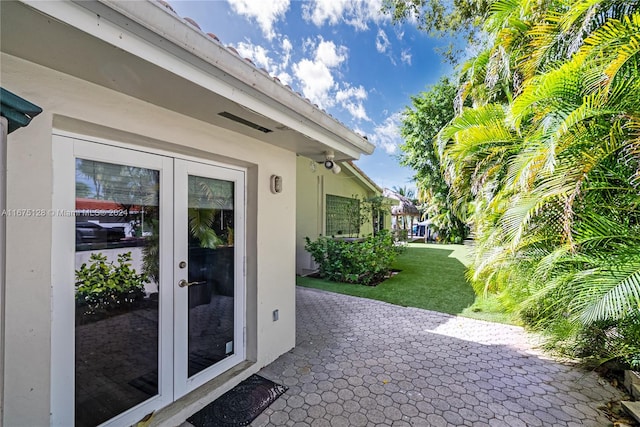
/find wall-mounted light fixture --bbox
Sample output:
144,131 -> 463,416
323,151 -> 341,174
324,152 -> 335,169
270,174 -> 283,194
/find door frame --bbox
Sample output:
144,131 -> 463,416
50,133 -> 247,426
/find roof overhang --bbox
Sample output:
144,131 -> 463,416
0,0 -> 375,161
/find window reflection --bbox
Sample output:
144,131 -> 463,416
187,175 -> 235,377
74,159 -> 160,427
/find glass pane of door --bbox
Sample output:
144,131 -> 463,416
74,159 -> 160,426
186,175 -> 235,377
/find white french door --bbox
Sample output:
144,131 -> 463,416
51,135 -> 246,427
173,159 -> 245,398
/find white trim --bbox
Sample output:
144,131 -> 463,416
0,117 -> 8,425
50,136 -> 76,427
157,154 -> 176,420
52,128 -> 246,173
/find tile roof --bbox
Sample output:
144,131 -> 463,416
383,188 -> 420,216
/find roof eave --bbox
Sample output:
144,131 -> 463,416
87,0 -> 375,157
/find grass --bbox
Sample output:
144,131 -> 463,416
297,242 -> 515,324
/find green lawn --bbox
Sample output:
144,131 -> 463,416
297,242 -> 515,324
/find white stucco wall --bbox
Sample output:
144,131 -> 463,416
2,52 -> 296,426
295,156 -> 379,275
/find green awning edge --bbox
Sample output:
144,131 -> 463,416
0,87 -> 43,134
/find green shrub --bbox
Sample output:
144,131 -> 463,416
304,230 -> 402,286
574,313 -> 640,370
75,252 -> 148,318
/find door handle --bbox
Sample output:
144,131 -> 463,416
178,279 -> 206,288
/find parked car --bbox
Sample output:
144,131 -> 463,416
76,222 -> 125,244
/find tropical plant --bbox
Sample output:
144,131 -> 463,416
142,176 -> 233,283
361,195 -> 393,235
75,252 -> 148,320
305,230 -> 402,286
391,185 -> 416,200
142,212 -> 160,284
187,176 -> 234,248
436,0 -> 640,366
399,77 -> 469,242
381,0 -> 494,62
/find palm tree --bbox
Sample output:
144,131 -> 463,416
391,185 -> 416,200
440,0 -> 640,365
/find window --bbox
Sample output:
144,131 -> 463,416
326,195 -> 360,236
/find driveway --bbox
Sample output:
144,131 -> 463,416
253,286 -> 623,426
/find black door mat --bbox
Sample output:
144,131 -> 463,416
187,374 -> 287,427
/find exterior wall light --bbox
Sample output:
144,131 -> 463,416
270,174 -> 283,194
323,151 -> 341,174
324,151 -> 335,169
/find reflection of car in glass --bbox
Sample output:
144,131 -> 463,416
75,222 -> 125,244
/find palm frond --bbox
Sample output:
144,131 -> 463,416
576,266 -> 640,323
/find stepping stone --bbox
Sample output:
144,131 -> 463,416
624,371 -> 640,399
622,401 -> 640,424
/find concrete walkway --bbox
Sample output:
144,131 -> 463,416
252,287 -> 623,426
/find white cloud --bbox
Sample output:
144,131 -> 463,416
375,29 -> 390,53
336,84 -> 369,121
232,34 -> 370,123
401,49 -> 412,65
227,0 -> 290,40
291,38 -> 373,122
335,84 -> 366,102
301,37 -> 316,55
344,103 -> 369,121
276,71 -> 292,86
293,58 -> 336,107
316,40 -> 347,67
235,42 -> 273,70
281,37 -> 293,68
353,126 -> 367,137
370,113 -> 403,154
301,0 -> 345,27
301,0 -> 386,31
292,38 -> 348,109
375,28 -> 400,65
233,37 -> 294,86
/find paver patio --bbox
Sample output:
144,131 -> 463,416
190,286 -> 625,426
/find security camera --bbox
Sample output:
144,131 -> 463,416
321,151 -> 341,174
324,152 -> 335,170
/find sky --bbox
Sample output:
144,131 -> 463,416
169,0 -> 455,193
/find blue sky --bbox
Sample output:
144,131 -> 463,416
169,0 -> 454,193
